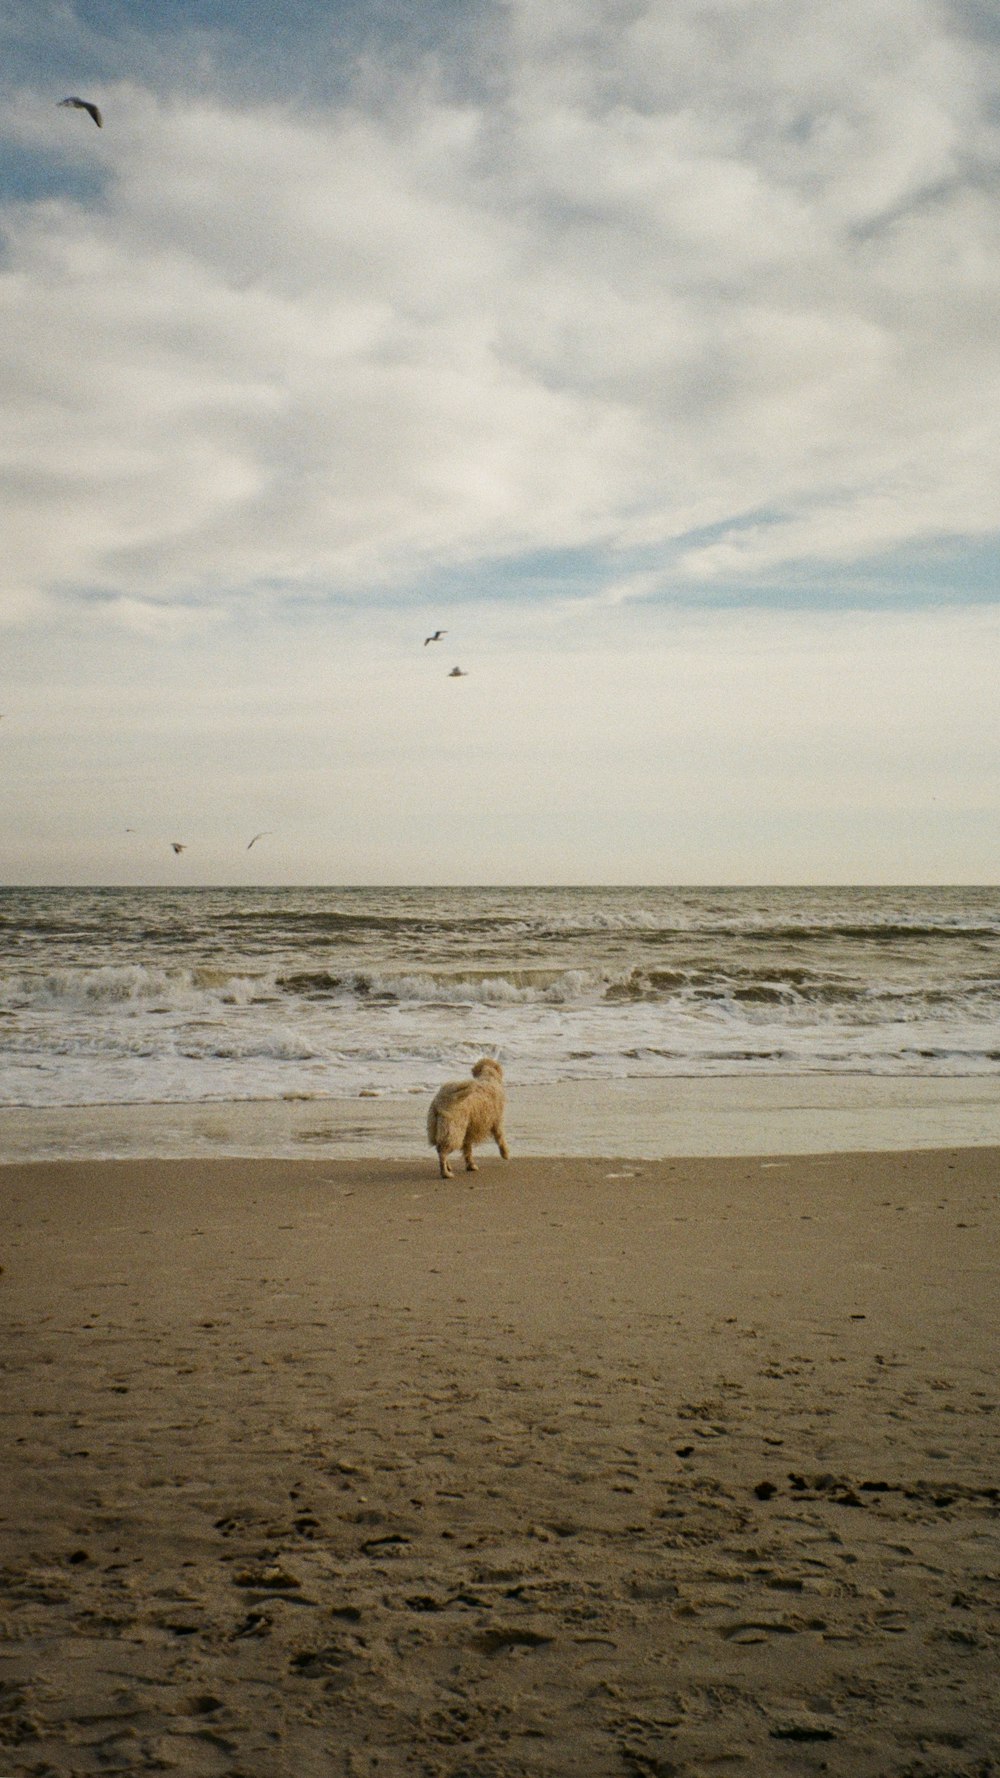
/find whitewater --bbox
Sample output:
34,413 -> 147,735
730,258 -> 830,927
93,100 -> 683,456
0,884 -> 998,1108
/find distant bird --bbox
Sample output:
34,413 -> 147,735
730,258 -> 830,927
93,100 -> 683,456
58,96 -> 102,127
424,630 -> 447,646
246,832 -> 270,850
448,666 -> 469,678
170,842 -> 187,854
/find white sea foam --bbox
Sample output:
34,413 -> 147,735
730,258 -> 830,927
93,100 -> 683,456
0,885 -> 997,1107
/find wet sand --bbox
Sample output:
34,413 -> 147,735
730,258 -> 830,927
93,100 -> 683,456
3,1071 -> 1000,1162
1,1147 -> 998,1777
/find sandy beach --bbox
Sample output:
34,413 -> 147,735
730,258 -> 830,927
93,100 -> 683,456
1,1145 -> 998,1777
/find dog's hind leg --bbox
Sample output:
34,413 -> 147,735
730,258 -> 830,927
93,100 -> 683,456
462,1141 -> 479,1172
436,1141 -> 454,1179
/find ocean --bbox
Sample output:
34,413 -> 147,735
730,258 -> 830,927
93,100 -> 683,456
1,885 -> 998,1114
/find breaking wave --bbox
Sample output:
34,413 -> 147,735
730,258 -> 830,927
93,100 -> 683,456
1,883 -> 998,1106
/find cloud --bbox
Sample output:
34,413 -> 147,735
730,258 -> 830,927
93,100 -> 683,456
1,0 -> 999,625
2,81 -> 650,604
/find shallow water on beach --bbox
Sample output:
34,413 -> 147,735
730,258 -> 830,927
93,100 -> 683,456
3,1075 -> 1000,1163
1,884 -> 998,1109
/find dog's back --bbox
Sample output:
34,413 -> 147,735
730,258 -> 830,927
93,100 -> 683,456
427,1058 -> 508,1177
426,1077 -> 478,1145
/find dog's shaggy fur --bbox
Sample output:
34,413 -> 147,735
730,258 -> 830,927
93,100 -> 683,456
426,1057 -> 509,1179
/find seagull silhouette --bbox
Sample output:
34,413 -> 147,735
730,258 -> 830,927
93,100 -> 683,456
424,630 -> 447,646
170,842 -> 187,854
448,666 -> 469,678
58,96 -> 102,127
246,832 -> 270,850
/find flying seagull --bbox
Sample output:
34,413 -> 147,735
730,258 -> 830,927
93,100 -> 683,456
448,666 -> 469,678
246,831 -> 271,850
424,630 -> 447,646
58,96 -> 103,127
170,841 -> 187,854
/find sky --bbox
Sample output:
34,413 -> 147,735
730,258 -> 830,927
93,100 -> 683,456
2,0 -> 999,885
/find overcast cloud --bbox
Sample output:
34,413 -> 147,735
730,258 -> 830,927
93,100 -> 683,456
2,0 -> 998,881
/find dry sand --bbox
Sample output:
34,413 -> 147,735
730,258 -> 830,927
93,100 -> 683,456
1,1148 -> 997,1777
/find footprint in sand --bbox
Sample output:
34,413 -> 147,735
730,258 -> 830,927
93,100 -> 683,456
769,1710 -> 837,1742
289,1643 -> 359,1680
232,1564 -> 302,1592
474,1625 -> 554,1654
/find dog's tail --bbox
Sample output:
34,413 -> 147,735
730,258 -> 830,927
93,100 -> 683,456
427,1104 -> 445,1148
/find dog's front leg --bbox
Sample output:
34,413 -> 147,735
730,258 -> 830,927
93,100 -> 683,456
493,1124 -> 509,1159
462,1144 -> 479,1172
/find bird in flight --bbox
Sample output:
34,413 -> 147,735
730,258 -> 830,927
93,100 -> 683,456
170,842 -> 187,854
246,832 -> 270,850
58,96 -> 103,127
448,666 -> 469,678
424,630 -> 447,646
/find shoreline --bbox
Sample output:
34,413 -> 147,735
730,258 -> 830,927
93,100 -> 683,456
2,1071 -> 1000,1162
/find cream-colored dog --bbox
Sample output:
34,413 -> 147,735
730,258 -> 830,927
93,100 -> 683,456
427,1057 -> 509,1179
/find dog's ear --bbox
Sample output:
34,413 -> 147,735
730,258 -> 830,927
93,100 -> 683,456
472,1057 -> 502,1079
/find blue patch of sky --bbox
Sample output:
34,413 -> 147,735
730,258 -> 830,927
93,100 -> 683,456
435,546 -> 614,599
33,530 -> 1000,639
252,519 -> 1000,619
401,531 -> 1000,616
951,0 -> 1000,48
648,537 -> 1000,613
757,535 -> 1000,609
0,141 -> 107,210
67,0 -> 479,41
6,0 -> 498,108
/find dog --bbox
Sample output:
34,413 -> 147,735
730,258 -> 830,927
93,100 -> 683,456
426,1057 -> 509,1179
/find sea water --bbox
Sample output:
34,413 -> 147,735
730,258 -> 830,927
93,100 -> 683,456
1,885 -> 998,1110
